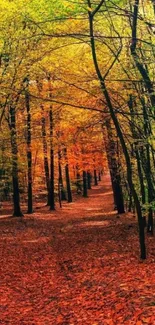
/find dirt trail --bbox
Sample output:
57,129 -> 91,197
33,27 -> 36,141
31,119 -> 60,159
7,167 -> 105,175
0,175 -> 154,325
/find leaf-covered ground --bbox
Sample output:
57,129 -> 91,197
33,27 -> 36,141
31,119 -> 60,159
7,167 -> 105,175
0,175 -> 154,325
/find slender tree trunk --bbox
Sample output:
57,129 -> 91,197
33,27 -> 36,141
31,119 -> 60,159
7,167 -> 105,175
136,151 -> 145,206
87,2 -> 146,258
49,107 -> 55,210
64,147 -> 72,203
36,79 -> 50,205
58,179 -> 62,208
98,171 -> 101,181
139,96 -> 154,234
87,171 -> 92,189
113,173 -> 125,214
128,190 -> 133,212
10,106 -> 23,217
94,169 -> 98,186
25,83 -> 33,213
47,75 -> 55,210
147,208 -> 153,234
41,105 -> 50,205
58,149 -> 66,200
143,149 -> 154,233
83,170 -> 88,197
139,148 -> 154,235
128,95 -> 146,207
105,95 -> 146,258
103,121 -> 125,214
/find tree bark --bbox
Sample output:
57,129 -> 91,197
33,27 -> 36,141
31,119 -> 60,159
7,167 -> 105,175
49,107 -> 55,210
41,105 -> 50,205
128,95 -> 146,207
64,147 -> 72,203
10,106 -> 23,217
103,121 -> 125,214
58,149 -> 66,200
83,170 -> 88,197
25,82 -> 33,214
94,169 -> 98,186
141,98 -> 154,234
47,75 -> 55,210
87,171 -> 92,189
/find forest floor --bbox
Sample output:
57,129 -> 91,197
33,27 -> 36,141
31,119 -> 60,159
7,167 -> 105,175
0,175 -> 155,325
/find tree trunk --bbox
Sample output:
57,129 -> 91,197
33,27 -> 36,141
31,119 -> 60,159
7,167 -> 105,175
112,172 -> 125,214
133,95 -> 154,234
64,147 -> 72,203
87,171 -> 92,189
147,208 -> 153,234
94,169 -> 98,186
128,190 -> 133,213
105,94 -> 146,259
103,121 -> 125,214
49,107 -> 55,210
128,95 -> 146,208
10,106 -> 23,217
136,150 -> 146,205
47,75 -> 55,210
58,180 -> 62,208
140,147 -> 154,235
87,2 -> 146,258
83,170 -> 88,197
58,149 -> 66,200
25,83 -> 33,214
41,105 -> 50,205
142,101 -> 154,234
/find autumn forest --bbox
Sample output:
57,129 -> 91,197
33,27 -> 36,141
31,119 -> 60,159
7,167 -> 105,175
0,0 -> 155,324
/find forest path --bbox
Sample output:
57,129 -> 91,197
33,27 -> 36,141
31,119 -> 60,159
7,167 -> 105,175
32,173 -> 115,223
0,175 -> 154,325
